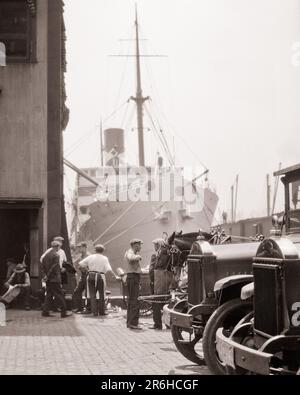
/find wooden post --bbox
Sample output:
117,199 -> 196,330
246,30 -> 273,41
267,174 -> 271,217
231,185 -> 234,223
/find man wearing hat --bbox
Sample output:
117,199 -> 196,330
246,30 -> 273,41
124,239 -> 143,330
40,236 -> 70,286
79,244 -> 119,316
72,242 -> 90,313
41,241 -> 69,318
1,263 -> 31,310
40,236 -> 67,269
150,238 -> 173,330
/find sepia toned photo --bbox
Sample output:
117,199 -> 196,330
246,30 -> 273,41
1,0 -> 300,382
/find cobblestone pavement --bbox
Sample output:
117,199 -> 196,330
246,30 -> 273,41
0,309 -> 210,375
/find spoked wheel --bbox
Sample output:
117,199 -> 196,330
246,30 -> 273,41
202,298 -> 252,375
171,301 -> 206,366
139,300 -> 153,317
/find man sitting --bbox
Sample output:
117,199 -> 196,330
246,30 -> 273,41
1,264 -> 31,310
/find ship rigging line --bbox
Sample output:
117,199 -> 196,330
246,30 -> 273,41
149,98 -> 209,172
65,100 -> 130,157
112,30 -> 133,114
65,125 -> 97,157
93,201 -> 139,245
102,202 -> 167,247
144,104 -> 174,167
146,101 -> 174,165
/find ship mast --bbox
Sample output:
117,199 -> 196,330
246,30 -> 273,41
131,6 -> 149,166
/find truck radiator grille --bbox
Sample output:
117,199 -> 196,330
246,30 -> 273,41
253,263 -> 283,336
188,257 -> 203,305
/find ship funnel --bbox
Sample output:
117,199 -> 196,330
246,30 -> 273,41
104,128 -> 125,166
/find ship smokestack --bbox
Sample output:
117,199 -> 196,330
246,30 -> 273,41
104,128 -> 125,167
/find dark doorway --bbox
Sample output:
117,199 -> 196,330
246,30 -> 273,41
0,209 -> 30,287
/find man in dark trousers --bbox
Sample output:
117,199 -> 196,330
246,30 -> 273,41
72,242 -> 90,313
124,239 -> 143,330
150,238 -> 173,330
80,244 -> 119,317
41,241 -> 70,318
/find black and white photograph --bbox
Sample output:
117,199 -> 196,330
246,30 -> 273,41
1,0 -> 300,381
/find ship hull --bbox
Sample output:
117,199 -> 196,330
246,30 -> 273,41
77,187 -> 218,272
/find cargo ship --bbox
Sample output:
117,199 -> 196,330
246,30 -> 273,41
68,8 -> 219,273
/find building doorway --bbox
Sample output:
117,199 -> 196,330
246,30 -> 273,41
0,209 -> 30,282
0,202 -> 43,292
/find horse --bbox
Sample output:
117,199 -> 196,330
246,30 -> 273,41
159,231 -> 204,289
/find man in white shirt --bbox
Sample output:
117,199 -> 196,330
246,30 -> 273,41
79,244 -> 119,316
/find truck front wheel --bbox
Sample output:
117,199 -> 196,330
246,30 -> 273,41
202,298 -> 252,375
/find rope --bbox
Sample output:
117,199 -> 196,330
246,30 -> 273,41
146,101 -> 174,166
112,30 -> 133,114
65,126 -> 97,157
93,201 -> 139,244
138,292 -> 187,304
103,100 -> 131,124
103,202 -> 167,247
144,103 -> 174,166
150,98 -> 208,171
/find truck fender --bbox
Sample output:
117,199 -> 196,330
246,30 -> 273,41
214,275 -> 253,304
214,275 -> 254,293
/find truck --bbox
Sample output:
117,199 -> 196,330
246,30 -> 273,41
215,163 -> 300,375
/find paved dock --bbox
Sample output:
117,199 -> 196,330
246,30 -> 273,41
0,309 -> 210,376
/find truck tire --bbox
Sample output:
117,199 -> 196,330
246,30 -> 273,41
171,324 -> 205,365
171,300 -> 205,366
202,298 -> 252,375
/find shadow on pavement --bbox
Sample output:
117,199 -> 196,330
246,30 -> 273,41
0,310 -> 83,337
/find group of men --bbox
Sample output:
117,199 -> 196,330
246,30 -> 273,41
40,237 -> 121,318
72,242 -> 120,316
124,237 -> 173,331
0,235 -> 175,331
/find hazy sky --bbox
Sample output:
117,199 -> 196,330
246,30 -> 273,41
63,0 -> 300,222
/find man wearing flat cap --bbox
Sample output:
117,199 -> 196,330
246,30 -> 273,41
124,239 -> 143,330
40,236 -> 70,286
41,241 -> 69,318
